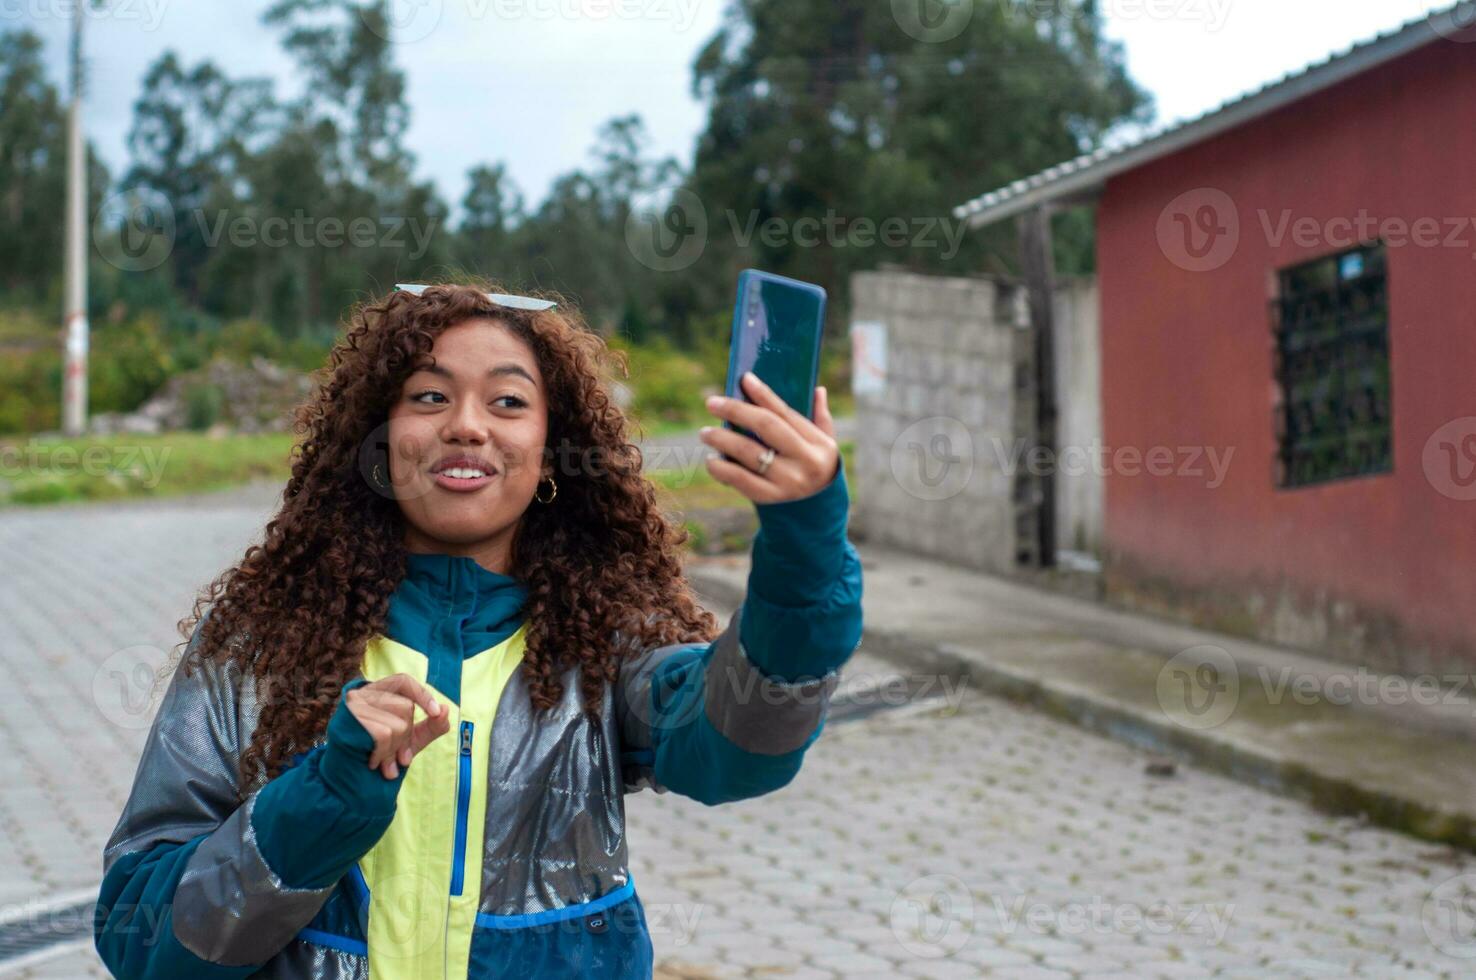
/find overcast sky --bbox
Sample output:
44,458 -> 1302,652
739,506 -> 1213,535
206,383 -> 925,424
7,0 -> 1459,214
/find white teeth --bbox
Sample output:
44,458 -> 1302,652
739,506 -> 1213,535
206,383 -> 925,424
441,467 -> 488,479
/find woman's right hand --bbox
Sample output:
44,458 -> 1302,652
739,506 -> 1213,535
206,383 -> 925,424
344,673 -> 450,779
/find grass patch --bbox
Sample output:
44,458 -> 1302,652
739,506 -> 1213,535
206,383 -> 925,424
0,431 -> 296,506
647,439 -> 855,509
0,425 -> 856,531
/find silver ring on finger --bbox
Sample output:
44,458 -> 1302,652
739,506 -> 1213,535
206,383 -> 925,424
756,446 -> 777,476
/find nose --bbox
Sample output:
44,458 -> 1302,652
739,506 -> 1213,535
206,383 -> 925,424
440,396 -> 491,447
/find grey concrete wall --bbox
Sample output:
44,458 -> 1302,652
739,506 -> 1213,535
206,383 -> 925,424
849,270 -> 1028,573
849,268 -> 1102,574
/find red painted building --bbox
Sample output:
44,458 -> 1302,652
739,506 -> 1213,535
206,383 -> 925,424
956,6 -> 1476,673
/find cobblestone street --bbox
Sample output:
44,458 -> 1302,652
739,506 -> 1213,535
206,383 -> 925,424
2,486 -> 1474,978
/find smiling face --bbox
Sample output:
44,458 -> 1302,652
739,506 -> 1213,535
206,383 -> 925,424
385,317 -> 549,570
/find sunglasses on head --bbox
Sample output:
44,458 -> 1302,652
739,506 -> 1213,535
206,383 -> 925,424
393,282 -> 558,311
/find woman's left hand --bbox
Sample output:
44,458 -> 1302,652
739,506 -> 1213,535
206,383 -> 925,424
700,372 -> 840,504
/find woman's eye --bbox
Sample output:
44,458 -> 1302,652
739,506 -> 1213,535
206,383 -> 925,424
409,391 -> 525,408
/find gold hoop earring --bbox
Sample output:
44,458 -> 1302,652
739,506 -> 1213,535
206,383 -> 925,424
536,475 -> 557,504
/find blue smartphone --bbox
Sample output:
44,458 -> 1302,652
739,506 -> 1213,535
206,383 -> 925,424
721,269 -> 827,452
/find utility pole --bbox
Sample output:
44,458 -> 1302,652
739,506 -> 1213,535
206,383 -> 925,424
62,2 -> 88,436
1016,204 -> 1058,569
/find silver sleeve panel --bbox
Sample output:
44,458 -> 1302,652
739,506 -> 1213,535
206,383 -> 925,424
701,608 -> 841,755
172,794 -> 336,966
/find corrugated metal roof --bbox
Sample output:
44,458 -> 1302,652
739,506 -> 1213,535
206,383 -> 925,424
954,2 -> 1475,229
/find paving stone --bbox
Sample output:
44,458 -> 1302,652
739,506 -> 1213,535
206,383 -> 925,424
6,487 -> 1476,978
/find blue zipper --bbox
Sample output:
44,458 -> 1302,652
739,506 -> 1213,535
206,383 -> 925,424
450,719 -> 474,897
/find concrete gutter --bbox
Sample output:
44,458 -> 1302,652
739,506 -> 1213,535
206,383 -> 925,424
686,543 -> 1476,852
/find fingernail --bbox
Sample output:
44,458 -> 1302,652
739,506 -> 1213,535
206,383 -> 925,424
706,395 -> 723,407
699,426 -> 713,435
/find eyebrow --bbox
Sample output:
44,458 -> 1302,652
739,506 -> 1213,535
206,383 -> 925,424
417,362 -> 539,387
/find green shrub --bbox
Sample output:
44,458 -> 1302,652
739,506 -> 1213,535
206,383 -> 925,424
91,316 -> 175,414
609,335 -> 711,427
183,383 -> 225,431
213,318 -> 284,364
0,347 -> 60,434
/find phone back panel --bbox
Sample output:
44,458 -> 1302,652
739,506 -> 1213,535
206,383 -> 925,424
724,269 -> 827,422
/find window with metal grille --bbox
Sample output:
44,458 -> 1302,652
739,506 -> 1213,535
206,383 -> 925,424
1270,243 -> 1392,488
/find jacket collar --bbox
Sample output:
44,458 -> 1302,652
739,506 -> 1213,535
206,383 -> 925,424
384,553 -> 528,684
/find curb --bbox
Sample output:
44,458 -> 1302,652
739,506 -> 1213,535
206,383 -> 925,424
686,565 -> 1476,853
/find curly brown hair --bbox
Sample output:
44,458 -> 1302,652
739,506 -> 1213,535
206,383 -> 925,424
175,281 -> 719,791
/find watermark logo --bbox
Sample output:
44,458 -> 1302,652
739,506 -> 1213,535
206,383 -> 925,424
195,209 -> 438,260
371,0 -> 445,43
364,871 -> 445,959
985,437 -> 1235,489
999,0 -> 1233,32
1157,188 -> 1239,273
1423,873 -> 1476,959
992,894 -> 1234,943
1423,418 -> 1476,501
625,186 -> 708,272
890,416 -> 974,501
1156,644 -> 1239,731
93,644 -> 168,730
1430,2 -> 1476,43
94,188 -> 175,272
890,873 -> 974,957
728,209 -> 965,259
1,0 -> 171,31
892,0 -> 973,43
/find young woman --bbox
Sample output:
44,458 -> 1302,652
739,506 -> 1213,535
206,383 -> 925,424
93,282 -> 863,979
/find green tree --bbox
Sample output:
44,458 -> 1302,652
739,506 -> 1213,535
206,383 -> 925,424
125,53 -> 277,306
688,0 -> 1151,322
457,163 -> 525,276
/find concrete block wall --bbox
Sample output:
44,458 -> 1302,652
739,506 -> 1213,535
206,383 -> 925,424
849,270 -> 1030,573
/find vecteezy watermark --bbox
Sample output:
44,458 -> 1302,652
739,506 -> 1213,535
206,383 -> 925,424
1423,872 -> 1476,959
93,190 -> 439,272
93,188 -> 176,273
0,0 -> 171,31
890,416 -> 975,502
640,901 -> 705,946
1155,645 -> 1239,731
1258,209 -> 1476,258
728,210 -> 966,261
835,671 -> 971,712
1158,190 -> 1476,272
0,439 -> 173,488
625,186 -> 709,273
1257,667 -> 1476,714
1423,418 -> 1476,501
894,0 -> 1234,43
987,437 -> 1235,489
1157,188 -> 1241,273
890,874 -> 975,958
93,644 -> 170,730
1158,646 -> 1476,731
1002,0 -> 1233,32
1429,2 -> 1476,43
373,0 -> 446,43
890,0 -> 973,43
194,210 -> 438,261
624,189 -> 967,272
992,894 -> 1235,944
365,0 -> 705,43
